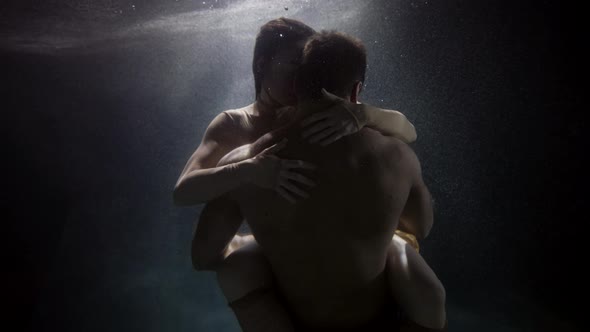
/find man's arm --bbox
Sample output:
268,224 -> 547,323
173,112 -> 253,206
398,145 -> 434,240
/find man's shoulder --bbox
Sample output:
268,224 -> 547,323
356,127 -> 407,148
356,127 -> 415,163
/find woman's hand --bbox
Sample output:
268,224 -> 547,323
300,88 -> 367,146
247,138 -> 317,204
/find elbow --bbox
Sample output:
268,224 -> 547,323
417,215 -> 434,240
191,258 -> 209,271
192,260 -> 215,272
191,238 -> 224,272
409,212 -> 433,241
417,227 -> 431,241
173,182 -> 205,206
172,185 -> 189,206
191,250 -> 222,272
410,125 -> 417,143
414,229 -> 428,241
415,191 -> 434,239
406,122 -> 417,143
191,247 -> 208,271
192,258 -> 205,271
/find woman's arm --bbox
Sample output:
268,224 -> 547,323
173,112 -> 254,206
300,89 -> 417,145
174,111 -> 316,206
218,129 -> 317,204
174,161 -> 253,206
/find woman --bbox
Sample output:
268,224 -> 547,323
173,17 -> 446,331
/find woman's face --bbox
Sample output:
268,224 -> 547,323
260,41 -> 305,106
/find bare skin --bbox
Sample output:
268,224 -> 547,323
173,42 -> 417,207
175,40 -> 445,330
224,111 -> 434,329
212,107 -> 446,330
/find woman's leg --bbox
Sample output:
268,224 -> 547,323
216,238 -> 296,332
216,237 -> 271,302
386,234 -> 447,330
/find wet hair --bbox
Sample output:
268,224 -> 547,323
295,30 -> 367,100
252,17 -> 316,98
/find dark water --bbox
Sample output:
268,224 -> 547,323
2,1 -> 583,331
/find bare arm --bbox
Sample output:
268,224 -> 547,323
173,112 -> 253,206
191,125 -> 314,270
217,144 -> 254,167
300,89 -> 417,145
190,139 -> 270,271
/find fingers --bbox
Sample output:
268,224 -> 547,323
319,131 -> 344,146
276,186 -> 297,204
281,170 -> 316,187
262,138 -> 287,155
308,127 -> 339,144
282,159 -> 317,170
301,111 -> 331,127
280,180 -> 310,199
273,158 -> 318,204
274,160 -> 317,204
302,117 -> 336,139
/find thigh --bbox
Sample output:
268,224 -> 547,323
385,236 -> 446,329
216,238 -> 275,302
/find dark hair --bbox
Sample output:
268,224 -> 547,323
295,30 -> 367,100
252,17 -> 316,98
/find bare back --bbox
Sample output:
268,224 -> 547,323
231,123 -> 416,329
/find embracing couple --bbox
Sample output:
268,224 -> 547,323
174,17 -> 447,332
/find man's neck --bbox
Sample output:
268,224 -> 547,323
292,98 -> 340,123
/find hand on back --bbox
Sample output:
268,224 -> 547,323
300,88 -> 367,146
247,138 -> 317,204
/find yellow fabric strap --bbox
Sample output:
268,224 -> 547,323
394,230 -> 420,253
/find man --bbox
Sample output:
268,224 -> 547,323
219,31 -> 446,331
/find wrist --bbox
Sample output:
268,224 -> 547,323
231,159 -> 255,184
358,104 -> 375,127
353,103 -> 369,129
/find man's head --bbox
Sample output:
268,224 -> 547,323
253,17 -> 316,105
295,31 -> 367,103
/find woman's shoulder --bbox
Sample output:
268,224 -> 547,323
221,104 -> 255,128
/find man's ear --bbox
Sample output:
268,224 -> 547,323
350,81 -> 363,103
